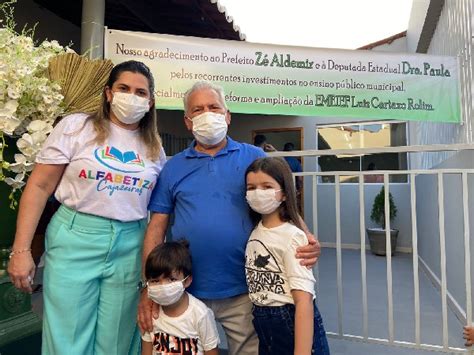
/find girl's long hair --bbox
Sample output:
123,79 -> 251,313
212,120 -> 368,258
87,60 -> 162,160
245,157 -> 302,230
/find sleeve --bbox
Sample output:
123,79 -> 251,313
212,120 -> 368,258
35,114 -> 86,164
197,307 -> 220,351
147,160 -> 174,214
141,331 -> 153,343
283,230 -> 316,297
256,147 -> 267,159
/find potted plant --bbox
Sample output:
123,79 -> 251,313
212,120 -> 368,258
366,187 -> 398,256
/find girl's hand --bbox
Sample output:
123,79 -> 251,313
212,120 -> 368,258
8,252 -> 36,293
296,234 -> 321,268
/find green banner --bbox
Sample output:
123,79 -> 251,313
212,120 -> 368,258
104,29 -> 461,123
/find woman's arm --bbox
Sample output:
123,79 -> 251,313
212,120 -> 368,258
8,163 -> 65,292
292,290 -> 314,355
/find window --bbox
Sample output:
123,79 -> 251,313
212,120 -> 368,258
317,122 -> 407,183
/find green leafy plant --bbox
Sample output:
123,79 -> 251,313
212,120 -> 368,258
370,187 -> 397,229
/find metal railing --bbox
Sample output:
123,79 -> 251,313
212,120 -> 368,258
271,144 -> 474,353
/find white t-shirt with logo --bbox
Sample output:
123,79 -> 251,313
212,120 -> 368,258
36,113 -> 166,221
245,221 -> 316,306
141,293 -> 220,355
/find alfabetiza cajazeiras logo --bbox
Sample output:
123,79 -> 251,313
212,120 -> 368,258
78,146 -> 153,196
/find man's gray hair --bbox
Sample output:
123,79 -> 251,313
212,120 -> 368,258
183,81 -> 227,113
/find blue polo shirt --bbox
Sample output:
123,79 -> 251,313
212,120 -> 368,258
284,157 -> 302,173
148,137 -> 265,299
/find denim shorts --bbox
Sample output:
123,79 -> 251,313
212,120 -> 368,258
252,302 -> 330,355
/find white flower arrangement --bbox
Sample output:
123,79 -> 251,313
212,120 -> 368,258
0,1 -> 72,207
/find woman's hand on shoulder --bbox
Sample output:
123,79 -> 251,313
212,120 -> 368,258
8,252 -> 36,293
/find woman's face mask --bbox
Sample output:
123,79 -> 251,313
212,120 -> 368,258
110,92 -> 150,125
188,111 -> 228,146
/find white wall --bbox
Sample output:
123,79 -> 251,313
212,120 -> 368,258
407,0 -> 474,320
407,0 -> 431,53
415,151 -> 474,319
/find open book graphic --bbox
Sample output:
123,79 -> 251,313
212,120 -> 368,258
104,146 -> 144,166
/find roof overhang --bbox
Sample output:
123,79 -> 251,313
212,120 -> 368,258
34,0 -> 245,41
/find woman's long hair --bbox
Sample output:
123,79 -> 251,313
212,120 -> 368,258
88,60 -> 162,160
245,157 -> 302,230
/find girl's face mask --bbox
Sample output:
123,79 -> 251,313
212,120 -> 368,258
246,188 -> 282,215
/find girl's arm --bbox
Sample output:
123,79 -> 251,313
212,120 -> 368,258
141,340 -> 153,355
292,290 -> 314,355
204,347 -> 219,355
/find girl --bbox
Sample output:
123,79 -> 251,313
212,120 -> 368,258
244,157 -> 330,355
8,60 -> 166,354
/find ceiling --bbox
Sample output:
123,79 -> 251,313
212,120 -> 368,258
34,0 -> 244,41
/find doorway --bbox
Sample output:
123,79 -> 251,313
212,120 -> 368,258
252,127 -> 304,215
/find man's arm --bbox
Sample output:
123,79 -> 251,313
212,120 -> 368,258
142,212 -> 169,269
296,217 -> 321,268
138,212 -> 169,333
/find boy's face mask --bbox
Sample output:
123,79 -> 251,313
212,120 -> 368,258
147,276 -> 188,306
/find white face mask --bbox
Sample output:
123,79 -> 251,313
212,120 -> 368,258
189,111 -> 228,146
110,92 -> 150,125
147,276 -> 188,306
246,189 -> 282,215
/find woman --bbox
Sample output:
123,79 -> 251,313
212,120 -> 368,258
8,60 -> 166,354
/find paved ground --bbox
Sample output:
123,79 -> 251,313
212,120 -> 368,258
21,248 -> 473,354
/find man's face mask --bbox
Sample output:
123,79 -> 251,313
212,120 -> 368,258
188,111 -> 228,146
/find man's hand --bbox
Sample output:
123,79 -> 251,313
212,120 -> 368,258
296,233 -> 321,268
137,290 -> 159,334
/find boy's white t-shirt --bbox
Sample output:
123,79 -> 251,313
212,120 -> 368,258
36,113 -> 166,221
142,293 -> 220,355
245,221 -> 316,306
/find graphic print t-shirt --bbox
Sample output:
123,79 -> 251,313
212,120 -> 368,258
245,222 -> 316,306
141,293 -> 220,355
36,113 -> 166,221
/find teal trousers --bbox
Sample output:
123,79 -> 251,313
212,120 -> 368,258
42,205 -> 145,355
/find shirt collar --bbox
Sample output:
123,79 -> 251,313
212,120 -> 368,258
184,136 -> 240,158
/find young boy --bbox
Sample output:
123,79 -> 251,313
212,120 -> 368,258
141,240 -> 219,355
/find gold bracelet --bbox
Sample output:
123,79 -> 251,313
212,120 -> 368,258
9,248 -> 32,259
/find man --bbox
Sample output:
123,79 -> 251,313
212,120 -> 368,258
253,133 -> 276,152
139,81 -> 320,354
